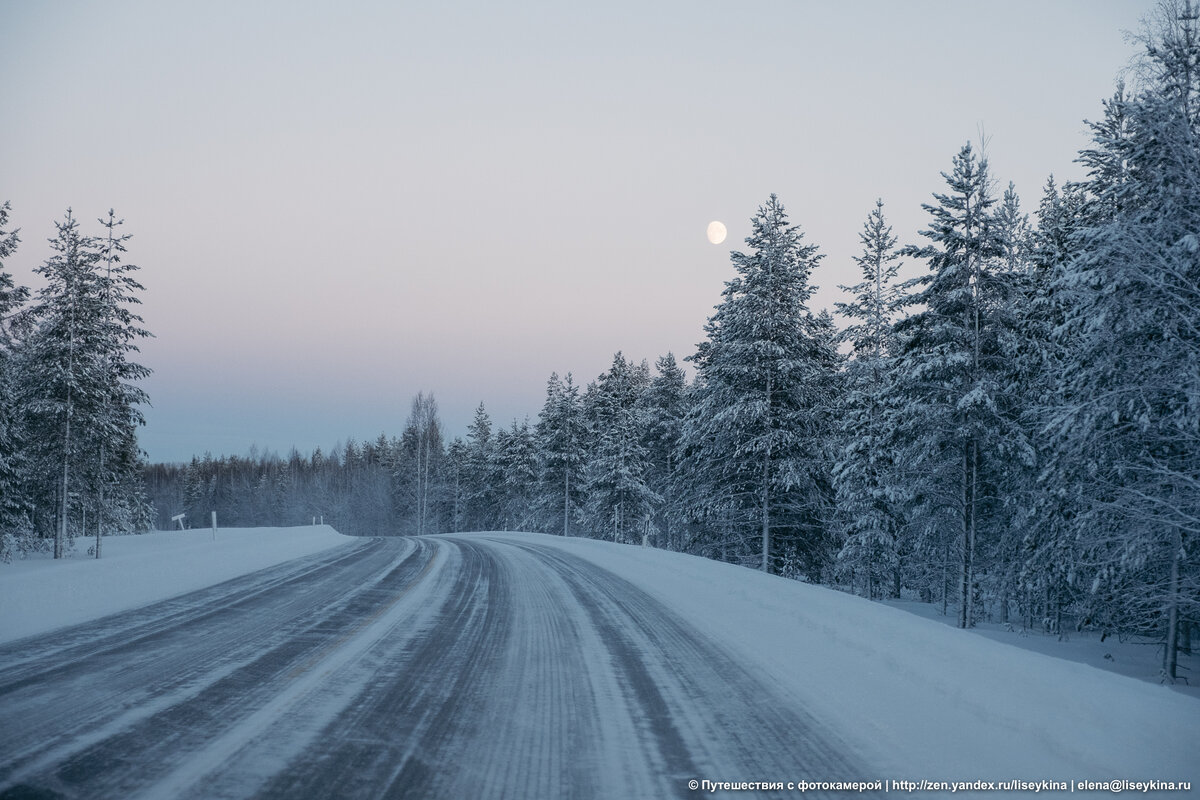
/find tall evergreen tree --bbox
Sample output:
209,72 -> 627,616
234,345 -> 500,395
678,195 -> 834,574
1044,0 -> 1200,678
23,211 -> 107,556
535,372 -> 585,536
581,353 -> 657,542
90,211 -> 152,556
495,418 -> 539,531
832,199 -> 905,599
462,403 -> 498,531
0,202 -> 31,559
893,146 -> 1032,626
445,437 -> 468,533
641,353 -> 688,549
15,210 -> 152,556
1009,177 -> 1089,632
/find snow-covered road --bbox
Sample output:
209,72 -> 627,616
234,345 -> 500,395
0,535 -> 870,799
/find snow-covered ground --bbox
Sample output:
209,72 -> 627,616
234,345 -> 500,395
2,528 -> 1195,793
0,526 -> 354,644
483,532 -> 1199,791
881,596 -> 1199,699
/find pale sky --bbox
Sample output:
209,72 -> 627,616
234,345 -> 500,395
0,0 -> 1152,463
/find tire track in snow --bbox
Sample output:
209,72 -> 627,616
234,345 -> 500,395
0,537 -> 391,782
492,538 -> 867,799
140,538 -> 446,800
261,535 -> 865,799
252,537 -> 514,799
0,537 -> 427,799
1,533 -> 871,799
0,536 -> 379,690
254,535 -> 646,800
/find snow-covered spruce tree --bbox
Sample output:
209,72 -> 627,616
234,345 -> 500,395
640,353 -> 689,550
21,210 -> 150,556
1016,92 -> 1137,621
495,418 -> 539,531
797,309 -> 845,575
445,437 -> 468,533
678,195 -> 836,575
1043,0 -> 1200,679
0,202 -> 32,560
892,146 -> 1032,627
20,210 -> 152,555
832,200 -> 905,599
979,184 -> 1041,620
994,182 -> 1035,276
535,372 -> 585,536
462,403 -> 499,531
89,211 -> 152,556
1008,177 -> 1091,633
581,353 -> 658,543
23,211 -> 96,555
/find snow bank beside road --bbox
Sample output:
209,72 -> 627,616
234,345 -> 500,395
480,532 -> 1200,791
0,526 -> 354,644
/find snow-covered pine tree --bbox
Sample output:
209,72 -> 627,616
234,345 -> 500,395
580,353 -> 658,543
23,211 -> 110,556
90,211 -> 152,556
1008,177 -> 1090,632
462,403 -> 499,531
495,418 -> 539,531
678,195 -> 835,574
641,353 -> 688,550
445,437 -> 468,533
893,146 -> 1032,626
994,182 -> 1035,276
0,203 -> 22,331
18,210 -> 152,556
0,202 -> 31,559
182,457 -> 208,528
980,184 -> 1040,618
793,309 -> 844,575
832,199 -> 905,599
1044,0 -> 1200,679
535,372 -> 585,536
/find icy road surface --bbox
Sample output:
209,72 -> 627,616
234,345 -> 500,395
0,535 -> 865,799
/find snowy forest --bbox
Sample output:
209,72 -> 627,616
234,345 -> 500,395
3,4 -> 1199,680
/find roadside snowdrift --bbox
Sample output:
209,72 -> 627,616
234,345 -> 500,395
0,526 -> 353,644
481,532 -> 1199,790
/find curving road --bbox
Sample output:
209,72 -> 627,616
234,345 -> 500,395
0,535 -> 866,799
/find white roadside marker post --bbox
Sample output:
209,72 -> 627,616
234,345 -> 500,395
212,511 -> 217,541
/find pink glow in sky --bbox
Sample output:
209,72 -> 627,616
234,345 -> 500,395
0,0 -> 1153,462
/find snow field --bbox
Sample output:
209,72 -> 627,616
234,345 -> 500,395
0,526 -> 354,644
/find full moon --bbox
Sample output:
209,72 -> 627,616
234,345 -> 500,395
706,220 -> 727,245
